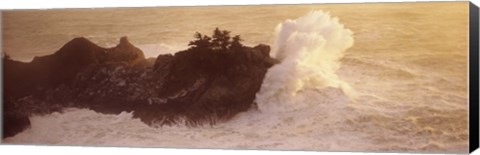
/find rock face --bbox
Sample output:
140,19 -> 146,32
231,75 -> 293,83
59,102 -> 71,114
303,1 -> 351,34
3,36 -> 277,138
106,37 -> 146,65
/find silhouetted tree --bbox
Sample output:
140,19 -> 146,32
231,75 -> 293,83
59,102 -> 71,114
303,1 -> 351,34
211,28 -> 222,50
212,28 -> 232,51
231,35 -> 243,50
219,30 -> 231,50
188,32 -> 211,49
187,28 -> 243,52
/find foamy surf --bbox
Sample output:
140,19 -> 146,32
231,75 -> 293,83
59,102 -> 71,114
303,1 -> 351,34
3,89 -> 359,150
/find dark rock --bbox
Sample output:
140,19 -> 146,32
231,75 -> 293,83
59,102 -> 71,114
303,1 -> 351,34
153,54 -> 174,71
253,44 -> 271,57
2,96 -> 30,139
2,113 -> 30,139
106,37 -> 146,66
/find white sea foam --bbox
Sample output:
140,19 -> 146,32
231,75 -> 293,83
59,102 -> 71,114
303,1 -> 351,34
256,11 -> 357,113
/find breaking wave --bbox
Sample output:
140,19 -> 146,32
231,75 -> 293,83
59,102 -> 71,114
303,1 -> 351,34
256,10 -> 357,112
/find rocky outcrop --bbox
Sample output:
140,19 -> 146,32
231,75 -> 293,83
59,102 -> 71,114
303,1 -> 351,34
106,37 -> 146,65
3,36 -> 147,138
3,37 -> 146,98
3,36 -> 277,138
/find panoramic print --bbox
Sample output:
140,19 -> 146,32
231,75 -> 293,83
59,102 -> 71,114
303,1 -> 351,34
2,2 -> 469,153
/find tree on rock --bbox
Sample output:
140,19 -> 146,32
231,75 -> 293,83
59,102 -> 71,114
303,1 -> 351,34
188,28 -> 243,52
188,32 -> 212,50
212,28 -> 231,51
231,35 -> 243,50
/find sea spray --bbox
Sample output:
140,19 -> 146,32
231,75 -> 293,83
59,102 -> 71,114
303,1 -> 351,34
256,10 -> 356,112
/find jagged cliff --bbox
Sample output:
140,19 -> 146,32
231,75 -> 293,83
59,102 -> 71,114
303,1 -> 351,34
3,34 -> 277,138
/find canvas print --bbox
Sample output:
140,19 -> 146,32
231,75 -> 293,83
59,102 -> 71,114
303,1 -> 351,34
1,2 -> 471,153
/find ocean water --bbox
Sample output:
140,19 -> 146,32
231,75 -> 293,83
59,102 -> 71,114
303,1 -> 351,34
1,2 -> 469,153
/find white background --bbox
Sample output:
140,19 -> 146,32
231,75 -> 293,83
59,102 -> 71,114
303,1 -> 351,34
0,0 -> 479,155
